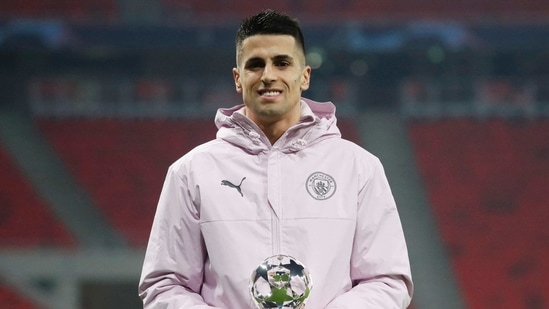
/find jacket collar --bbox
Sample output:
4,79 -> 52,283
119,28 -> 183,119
215,98 -> 340,154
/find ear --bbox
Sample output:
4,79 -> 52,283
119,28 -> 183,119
300,65 -> 312,91
233,68 -> 242,93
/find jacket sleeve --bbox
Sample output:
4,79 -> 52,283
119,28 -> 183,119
326,158 -> 414,309
138,164 -> 221,309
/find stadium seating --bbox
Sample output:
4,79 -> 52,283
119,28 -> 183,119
0,146 -> 75,248
2,0 -> 548,23
159,0 -> 549,21
332,117 -> 360,144
409,118 -> 549,309
0,0 -> 118,21
159,0 -> 293,18
35,118 -> 218,247
0,283 -> 42,309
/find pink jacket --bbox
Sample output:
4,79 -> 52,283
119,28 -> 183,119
139,98 -> 413,308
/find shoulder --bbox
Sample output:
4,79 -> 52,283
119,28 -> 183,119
325,137 -> 380,163
168,139 -> 227,173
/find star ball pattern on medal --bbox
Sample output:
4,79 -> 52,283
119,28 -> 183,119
250,255 -> 312,308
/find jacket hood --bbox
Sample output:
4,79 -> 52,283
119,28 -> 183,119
214,97 -> 341,154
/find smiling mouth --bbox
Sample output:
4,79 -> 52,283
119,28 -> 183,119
258,90 -> 282,97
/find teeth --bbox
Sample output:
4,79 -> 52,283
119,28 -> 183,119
262,91 -> 281,97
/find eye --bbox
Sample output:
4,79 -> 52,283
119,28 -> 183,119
245,59 -> 265,71
275,60 -> 291,68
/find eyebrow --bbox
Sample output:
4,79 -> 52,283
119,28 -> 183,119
272,54 -> 294,62
244,54 -> 294,66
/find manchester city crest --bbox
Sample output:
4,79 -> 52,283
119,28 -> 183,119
306,172 -> 336,200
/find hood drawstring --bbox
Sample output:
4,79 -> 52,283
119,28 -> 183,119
292,138 -> 308,150
248,130 -> 262,144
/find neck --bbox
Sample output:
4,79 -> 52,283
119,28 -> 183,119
245,108 -> 301,145
259,124 -> 288,145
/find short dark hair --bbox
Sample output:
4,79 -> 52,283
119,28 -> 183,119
235,9 -> 306,63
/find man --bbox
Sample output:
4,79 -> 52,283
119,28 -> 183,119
139,9 -> 413,308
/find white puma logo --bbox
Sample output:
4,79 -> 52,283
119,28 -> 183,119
221,177 -> 246,197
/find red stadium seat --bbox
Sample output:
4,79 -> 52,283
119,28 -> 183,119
156,0 -> 549,21
36,118 -> 217,247
409,118 -> 549,309
0,0 -> 118,21
0,147 -> 74,248
0,283 -> 43,309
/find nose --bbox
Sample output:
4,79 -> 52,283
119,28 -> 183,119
261,63 -> 276,84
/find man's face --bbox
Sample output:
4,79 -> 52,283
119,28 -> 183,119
233,34 -> 311,126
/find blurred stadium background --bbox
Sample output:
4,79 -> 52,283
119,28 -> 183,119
0,1 -> 548,308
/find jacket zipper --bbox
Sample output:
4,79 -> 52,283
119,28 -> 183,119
267,148 -> 282,255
